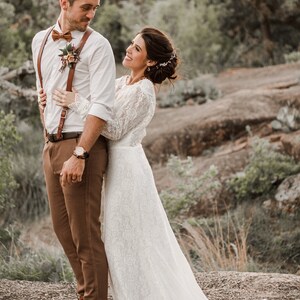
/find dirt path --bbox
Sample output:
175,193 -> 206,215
0,271 -> 299,300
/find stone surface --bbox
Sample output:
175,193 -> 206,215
281,131 -> 300,161
143,63 -> 300,164
1,271 -> 299,300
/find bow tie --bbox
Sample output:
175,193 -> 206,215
52,29 -> 72,42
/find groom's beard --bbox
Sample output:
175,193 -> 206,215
67,16 -> 92,32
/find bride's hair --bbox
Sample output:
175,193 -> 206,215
140,27 -> 179,84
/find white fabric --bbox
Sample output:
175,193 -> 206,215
31,21 -> 115,134
75,76 -> 208,299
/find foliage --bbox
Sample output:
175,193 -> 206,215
284,51 -> 300,64
247,207 -> 300,273
0,250 -> 73,282
180,204 -> 300,274
0,111 -> 20,214
147,0 -> 224,75
93,3 -> 124,62
228,137 -> 300,202
0,1 -> 27,67
160,155 -> 221,220
158,75 -> 221,108
0,0 -> 58,68
219,0 -> 300,67
5,122 -> 48,223
0,225 -> 73,282
178,211 -> 254,272
2,0 -> 300,71
116,0 -> 156,43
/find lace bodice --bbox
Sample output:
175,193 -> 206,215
70,76 -> 156,147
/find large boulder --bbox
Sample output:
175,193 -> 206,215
144,84 -> 300,164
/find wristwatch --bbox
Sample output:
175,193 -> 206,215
73,146 -> 89,159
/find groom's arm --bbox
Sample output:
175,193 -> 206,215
60,115 -> 106,186
60,36 -> 115,186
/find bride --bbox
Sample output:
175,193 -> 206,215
53,27 -> 208,300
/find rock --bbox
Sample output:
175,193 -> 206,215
214,62 -> 300,96
143,62 -> 300,164
145,86 -> 300,163
186,98 -> 195,105
276,106 -> 300,130
281,131 -> 300,161
274,174 -> 300,214
271,119 -> 283,130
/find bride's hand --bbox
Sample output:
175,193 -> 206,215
38,88 -> 47,110
53,88 -> 76,108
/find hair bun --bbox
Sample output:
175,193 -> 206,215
140,27 -> 179,84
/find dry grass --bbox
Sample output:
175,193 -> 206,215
177,214 -> 252,272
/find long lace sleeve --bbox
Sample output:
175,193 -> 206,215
101,83 -> 155,141
68,94 -> 91,121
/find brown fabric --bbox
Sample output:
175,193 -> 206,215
43,136 -> 108,300
52,29 -> 72,42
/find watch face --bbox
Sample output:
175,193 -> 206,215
75,146 -> 84,156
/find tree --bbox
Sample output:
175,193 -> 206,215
0,1 -> 27,68
147,0 -> 224,75
93,3 -> 124,62
219,0 -> 300,67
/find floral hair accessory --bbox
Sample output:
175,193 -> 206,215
58,43 -> 80,72
157,53 -> 176,68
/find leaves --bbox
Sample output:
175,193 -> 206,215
228,137 -> 300,202
0,111 -> 20,212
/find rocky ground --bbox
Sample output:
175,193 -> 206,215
1,271 -> 299,300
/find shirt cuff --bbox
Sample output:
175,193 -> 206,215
88,103 -> 112,122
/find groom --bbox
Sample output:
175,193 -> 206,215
31,0 -> 115,299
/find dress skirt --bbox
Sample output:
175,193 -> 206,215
102,144 -> 208,300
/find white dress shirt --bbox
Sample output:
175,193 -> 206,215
31,22 -> 116,134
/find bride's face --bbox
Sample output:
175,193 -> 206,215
122,34 -> 149,72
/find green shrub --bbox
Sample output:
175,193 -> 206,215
247,207 -> 300,273
284,51 -> 300,63
157,75 -> 220,108
160,155 -> 221,219
93,3 -> 124,62
0,111 -> 20,214
0,249 -> 73,282
0,121 -> 47,223
147,0 -> 224,75
0,224 -> 73,282
228,137 -> 300,202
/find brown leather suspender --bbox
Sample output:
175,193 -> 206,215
37,26 -> 54,131
37,27 -> 93,139
37,26 -> 54,91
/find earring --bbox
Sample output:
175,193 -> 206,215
147,67 -> 150,72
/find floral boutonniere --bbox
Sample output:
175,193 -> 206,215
58,43 -> 80,72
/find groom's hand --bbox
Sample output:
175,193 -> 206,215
60,155 -> 85,186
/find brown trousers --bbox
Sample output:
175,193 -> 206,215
43,136 -> 108,300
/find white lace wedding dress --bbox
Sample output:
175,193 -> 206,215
73,76 -> 208,300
